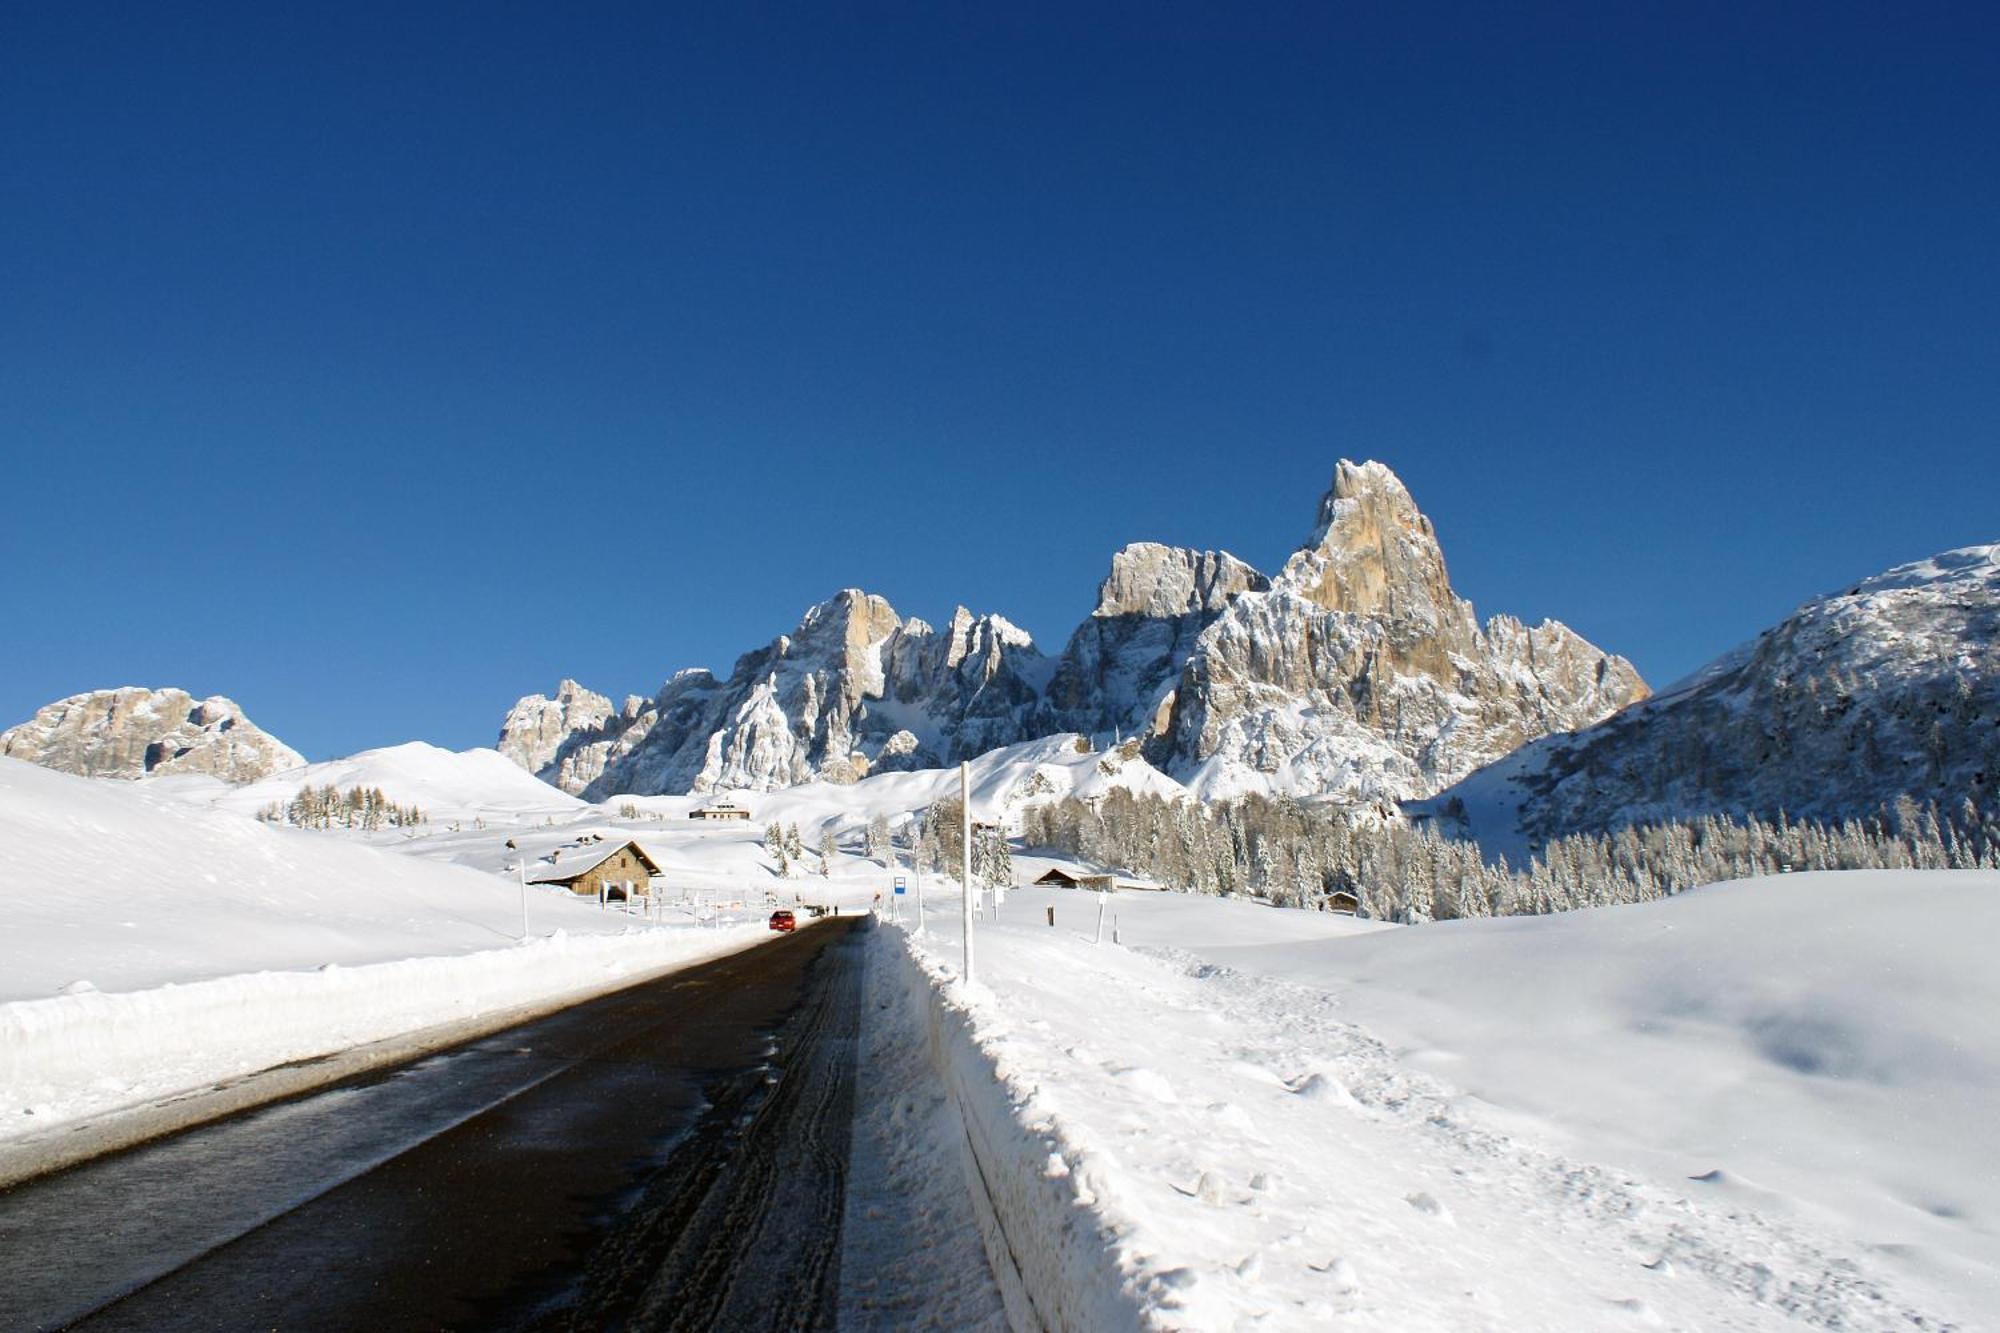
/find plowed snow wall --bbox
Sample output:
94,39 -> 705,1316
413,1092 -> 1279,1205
1,926 -> 766,1141
888,933 -> 1152,1333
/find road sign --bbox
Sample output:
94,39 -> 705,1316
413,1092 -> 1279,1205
894,876 -> 907,896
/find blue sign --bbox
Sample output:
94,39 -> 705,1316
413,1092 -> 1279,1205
894,876 -> 907,896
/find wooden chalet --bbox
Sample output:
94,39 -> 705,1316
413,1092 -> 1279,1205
528,839 -> 664,900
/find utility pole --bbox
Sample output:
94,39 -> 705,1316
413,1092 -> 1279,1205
960,760 -> 974,983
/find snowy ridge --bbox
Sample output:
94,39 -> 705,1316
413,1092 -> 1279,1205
500,591 -> 1052,798
1429,541 -> 2000,848
497,461 -> 1644,804
160,740 -> 588,823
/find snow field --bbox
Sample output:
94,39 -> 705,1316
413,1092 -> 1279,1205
896,884 -> 1981,1330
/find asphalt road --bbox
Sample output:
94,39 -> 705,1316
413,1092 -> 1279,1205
0,916 -> 867,1332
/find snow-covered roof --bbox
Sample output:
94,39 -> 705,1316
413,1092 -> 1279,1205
527,839 -> 661,884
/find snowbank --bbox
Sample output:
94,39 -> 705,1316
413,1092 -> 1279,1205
0,923 -> 766,1140
889,927 -> 1157,1332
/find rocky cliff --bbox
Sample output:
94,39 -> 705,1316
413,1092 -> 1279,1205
500,461 -> 1646,801
1147,461 -> 1649,800
1428,543 -> 2000,847
1039,542 -> 1270,743
501,591 -> 1051,798
0,687 -> 305,782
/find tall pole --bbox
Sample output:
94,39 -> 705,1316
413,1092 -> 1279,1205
912,814 -> 925,937
960,760 -> 974,983
517,853 -> 529,941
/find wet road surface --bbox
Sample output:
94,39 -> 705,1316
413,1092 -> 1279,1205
0,916 -> 866,1332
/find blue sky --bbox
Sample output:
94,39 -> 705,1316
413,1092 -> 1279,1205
3,3 -> 1995,760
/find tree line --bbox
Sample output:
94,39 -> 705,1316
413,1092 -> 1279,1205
257,783 -> 427,832
1020,788 -> 2000,921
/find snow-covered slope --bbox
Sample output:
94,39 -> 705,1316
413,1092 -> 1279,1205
1,687 -> 303,783
1152,461 -> 1648,800
897,870 -> 1997,1327
160,741 -> 587,824
0,757 -> 768,1138
2,757 -> 632,999
1429,543 -> 2000,849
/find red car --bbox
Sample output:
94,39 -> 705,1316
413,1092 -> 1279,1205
768,910 -> 797,933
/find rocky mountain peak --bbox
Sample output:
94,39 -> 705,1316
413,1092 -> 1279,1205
1283,459 -> 1456,623
1152,463 -> 1647,800
497,680 -> 617,777
495,463 -> 1648,803
794,589 -> 902,653
1095,543 -> 1270,619
1,686 -> 304,783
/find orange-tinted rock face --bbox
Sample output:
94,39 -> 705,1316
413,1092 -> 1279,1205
1152,460 -> 1647,801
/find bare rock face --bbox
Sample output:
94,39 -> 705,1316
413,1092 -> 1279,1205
497,591 -> 1049,797
1151,461 -> 1648,800
495,679 -> 651,795
1041,542 -> 1269,742
1433,543 -> 2000,846
496,679 -> 612,774
0,687 -> 305,782
497,461 -> 1647,803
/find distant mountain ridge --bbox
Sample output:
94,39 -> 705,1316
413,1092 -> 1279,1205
1425,543 -> 2000,849
0,687 -> 303,783
500,461 -> 1648,801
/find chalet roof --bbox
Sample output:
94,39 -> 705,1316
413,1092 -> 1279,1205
527,838 -> 663,885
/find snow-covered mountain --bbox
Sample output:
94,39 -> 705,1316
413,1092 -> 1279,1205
0,687 -> 303,783
500,591 -> 1052,799
1038,542 -> 1269,743
500,461 -> 1647,801
1147,461 -> 1649,800
1428,543 -> 2000,849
